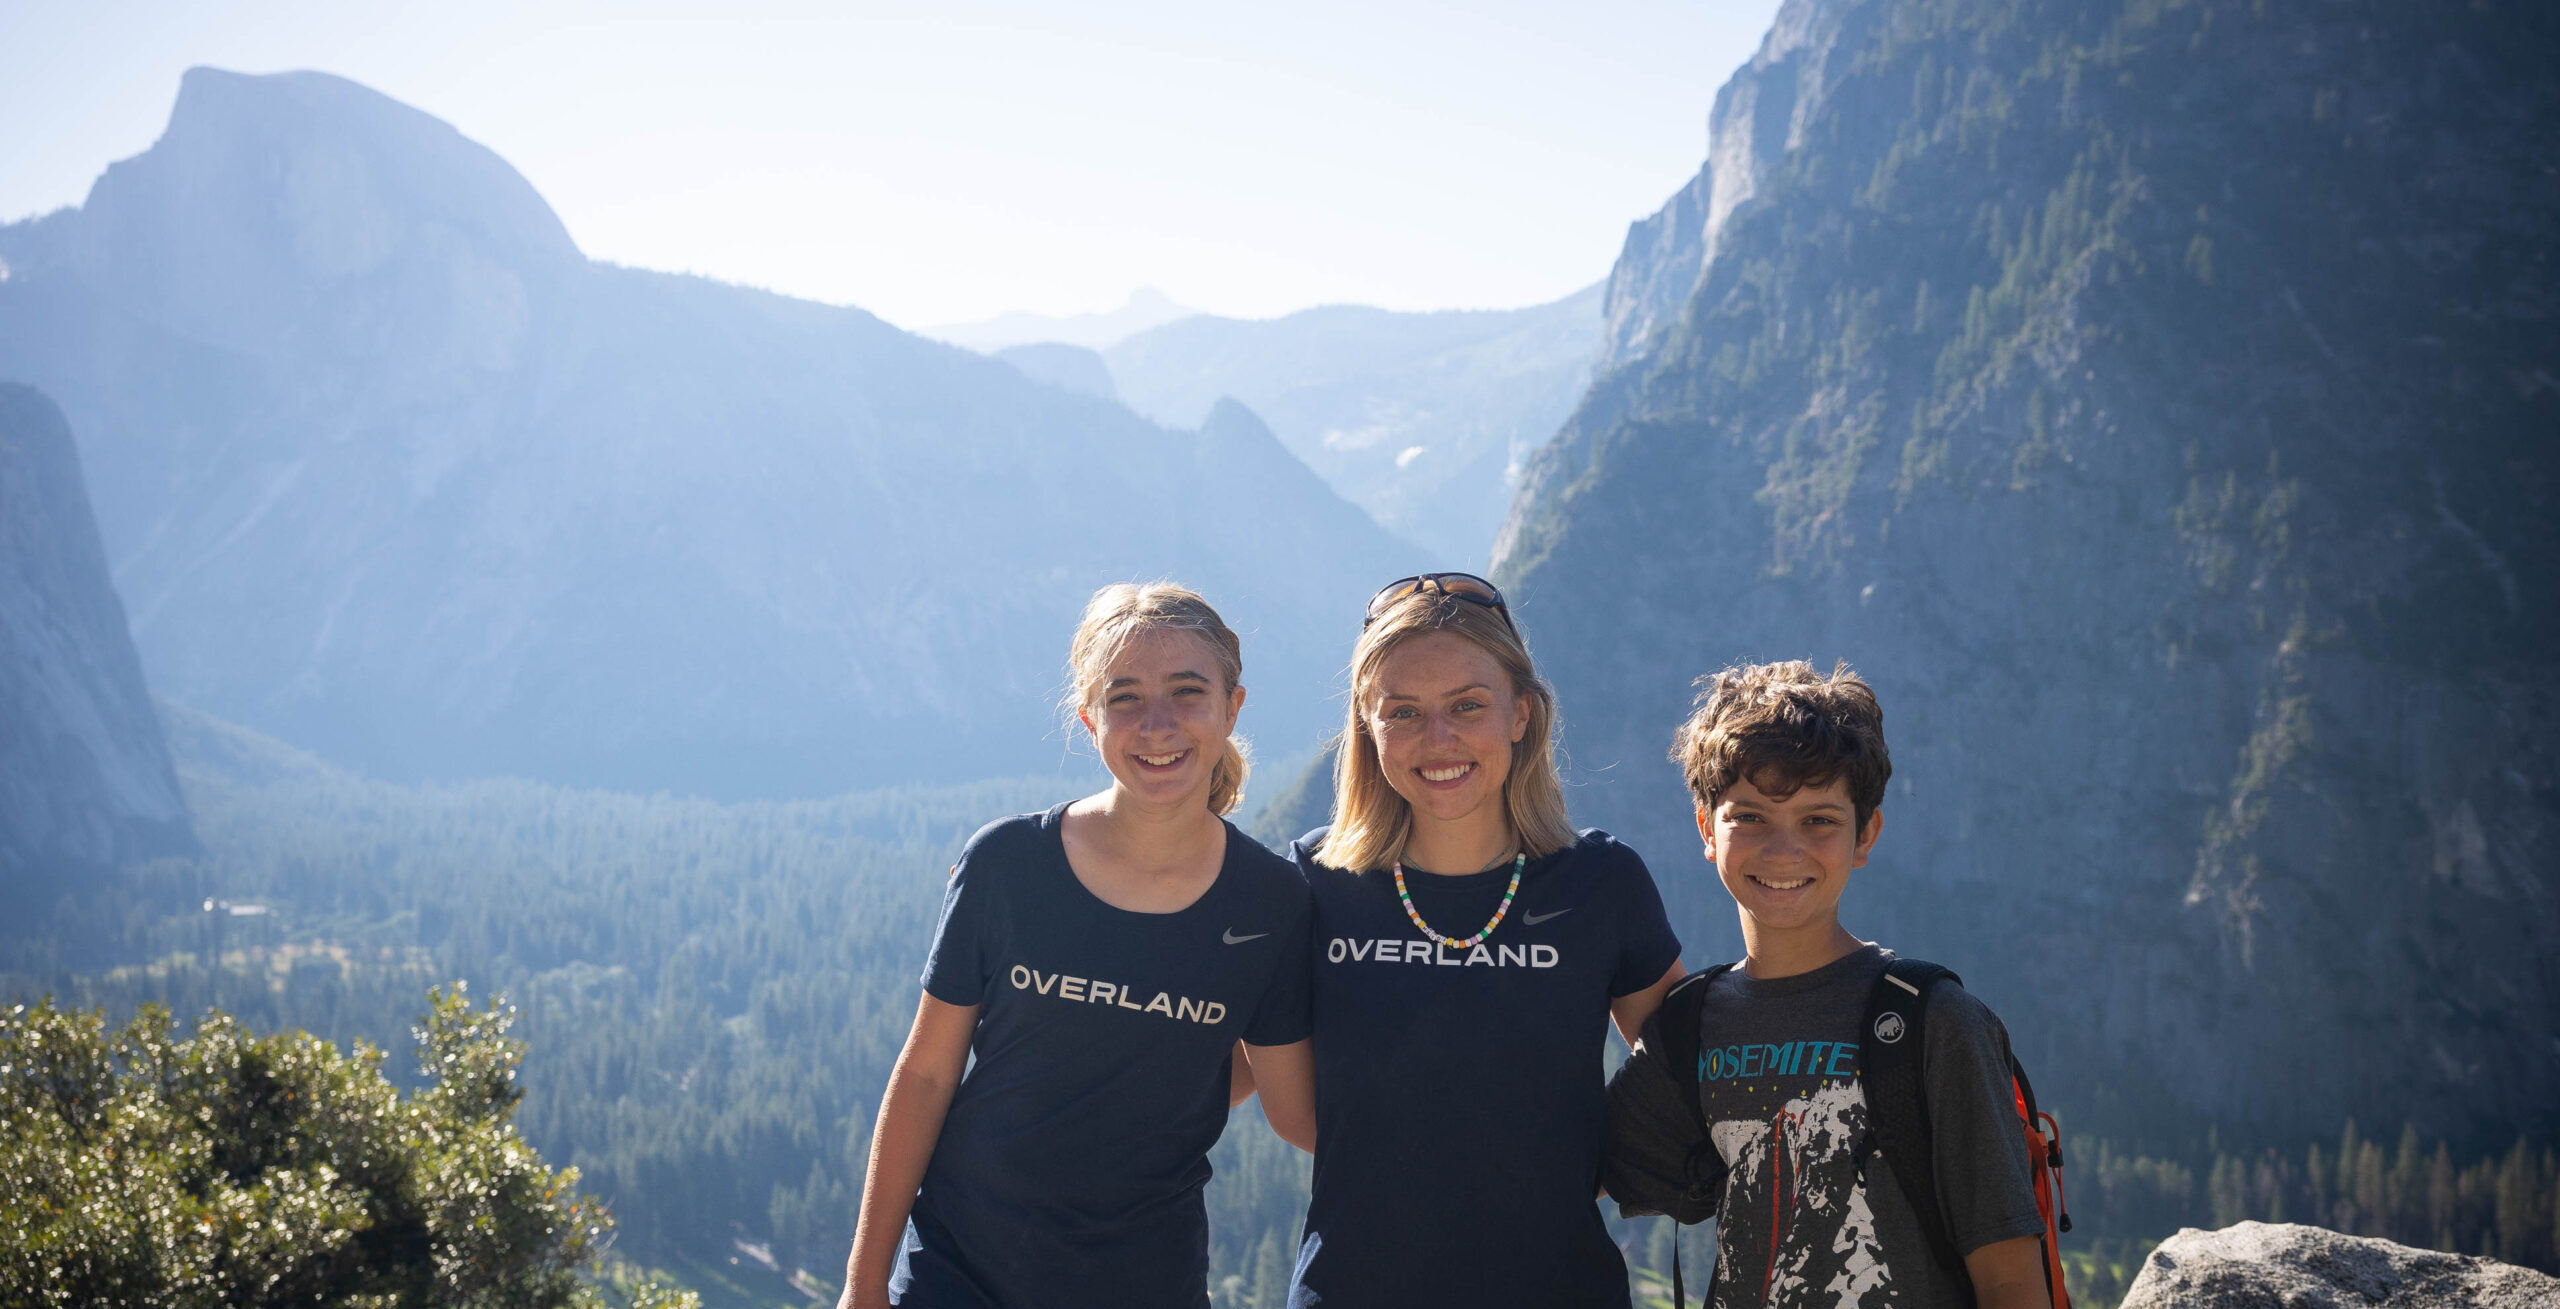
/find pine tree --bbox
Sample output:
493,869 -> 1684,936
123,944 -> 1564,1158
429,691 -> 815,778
2388,1124 -> 2423,1234
2208,1155 -> 2247,1227
2495,1139 -> 2536,1265
2430,1142 -> 2458,1247
1248,1229 -> 1290,1309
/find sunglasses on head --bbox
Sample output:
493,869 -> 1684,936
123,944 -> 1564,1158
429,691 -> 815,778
1363,572 -> 1516,632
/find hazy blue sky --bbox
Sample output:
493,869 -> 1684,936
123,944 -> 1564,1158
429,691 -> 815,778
2,0 -> 1782,328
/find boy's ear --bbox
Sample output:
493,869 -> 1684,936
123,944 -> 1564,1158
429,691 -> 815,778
1694,804 -> 1717,863
1850,807 -> 1884,868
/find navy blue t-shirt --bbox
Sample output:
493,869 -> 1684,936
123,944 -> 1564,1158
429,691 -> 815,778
1289,828 -> 1681,1309
894,805 -> 1315,1309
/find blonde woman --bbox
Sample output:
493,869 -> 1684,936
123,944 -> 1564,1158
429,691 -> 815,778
1280,573 -> 1684,1308
840,583 -> 1315,1309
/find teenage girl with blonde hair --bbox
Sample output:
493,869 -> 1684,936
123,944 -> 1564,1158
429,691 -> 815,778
1272,573 -> 1685,1308
839,582 -> 1315,1309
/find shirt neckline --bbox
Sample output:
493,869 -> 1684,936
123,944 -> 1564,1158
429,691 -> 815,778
1390,832 -> 1579,887
1042,800 -> 1234,919
1724,942 -> 1889,998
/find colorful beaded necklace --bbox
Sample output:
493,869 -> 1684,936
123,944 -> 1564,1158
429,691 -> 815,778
1392,851 -> 1527,950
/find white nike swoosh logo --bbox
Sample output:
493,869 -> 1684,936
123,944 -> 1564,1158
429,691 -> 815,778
1522,908 -> 1570,925
1223,929 -> 1269,945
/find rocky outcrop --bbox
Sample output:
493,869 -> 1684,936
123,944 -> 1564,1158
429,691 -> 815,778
0,69 -> 1409,798
2122,1223 -> 2560,1309
0,385 -> 191,870
1494,0 -> 2558,1144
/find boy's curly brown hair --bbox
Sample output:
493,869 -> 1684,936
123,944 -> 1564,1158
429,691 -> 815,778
1670,660 -> 1892,832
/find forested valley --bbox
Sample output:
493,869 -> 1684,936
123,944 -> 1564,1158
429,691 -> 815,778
6,703 -> 2553,1308
0,704 -> 1319,1306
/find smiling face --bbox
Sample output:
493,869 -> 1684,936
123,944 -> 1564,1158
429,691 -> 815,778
1362,630 -> 1530,833
1698,771 -> 1883,942
1080,627 -> 1245,810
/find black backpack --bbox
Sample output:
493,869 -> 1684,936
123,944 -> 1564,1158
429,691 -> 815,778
1633,957 -> 2072,1309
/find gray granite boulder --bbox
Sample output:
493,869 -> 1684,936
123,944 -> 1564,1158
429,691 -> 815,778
2121,1222 -> 2560,1309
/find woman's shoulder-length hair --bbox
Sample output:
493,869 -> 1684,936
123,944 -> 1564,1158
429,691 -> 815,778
1317,592 -> 1573,872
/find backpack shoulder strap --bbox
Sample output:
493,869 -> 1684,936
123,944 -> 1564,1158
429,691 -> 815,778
1861,956 -> 1970,1284
1655,961 -> 1737,1210
1658,962 -> 1735,1125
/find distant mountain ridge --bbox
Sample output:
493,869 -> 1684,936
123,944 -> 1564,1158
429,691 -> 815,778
1494,0 -> 2558,1146
930,287 -> 1196,352
1107,285 -> 1605,565
994,342 -> 1119,401
0,384 -> 192,873
0,68 -> 1411,798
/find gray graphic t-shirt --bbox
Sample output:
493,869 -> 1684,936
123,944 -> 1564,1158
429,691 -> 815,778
1654,946 -> 2042,1309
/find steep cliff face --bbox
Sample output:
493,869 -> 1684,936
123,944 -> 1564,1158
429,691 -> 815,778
0,69 -> 1408,798
0,385 -> 191,871
1596,168 -> 1709,372
1596,2 -> 1855,373
1498,0 -> 2558,1142
38,66 -> 577,370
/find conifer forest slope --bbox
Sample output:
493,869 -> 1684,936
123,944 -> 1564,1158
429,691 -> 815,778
1496,0 -> 2559,1145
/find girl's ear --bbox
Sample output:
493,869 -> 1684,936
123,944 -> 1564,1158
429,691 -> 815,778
1510,690 -> 1532,743
1077,707 -> 1093,734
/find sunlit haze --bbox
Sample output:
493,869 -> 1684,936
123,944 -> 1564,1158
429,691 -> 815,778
0,0 -> 1784,329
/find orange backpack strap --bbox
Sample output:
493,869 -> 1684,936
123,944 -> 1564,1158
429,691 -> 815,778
1863,958 -> 2074,1309
2011,1060 -> 2076,1308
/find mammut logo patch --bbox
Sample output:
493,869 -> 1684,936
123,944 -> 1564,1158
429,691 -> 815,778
1872,1011 -> 1907,1044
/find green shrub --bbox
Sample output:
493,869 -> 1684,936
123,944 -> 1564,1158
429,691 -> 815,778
0,986 -> 695,1309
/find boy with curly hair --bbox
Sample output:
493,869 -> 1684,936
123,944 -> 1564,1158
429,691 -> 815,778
1603,660 -> 2051,1309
